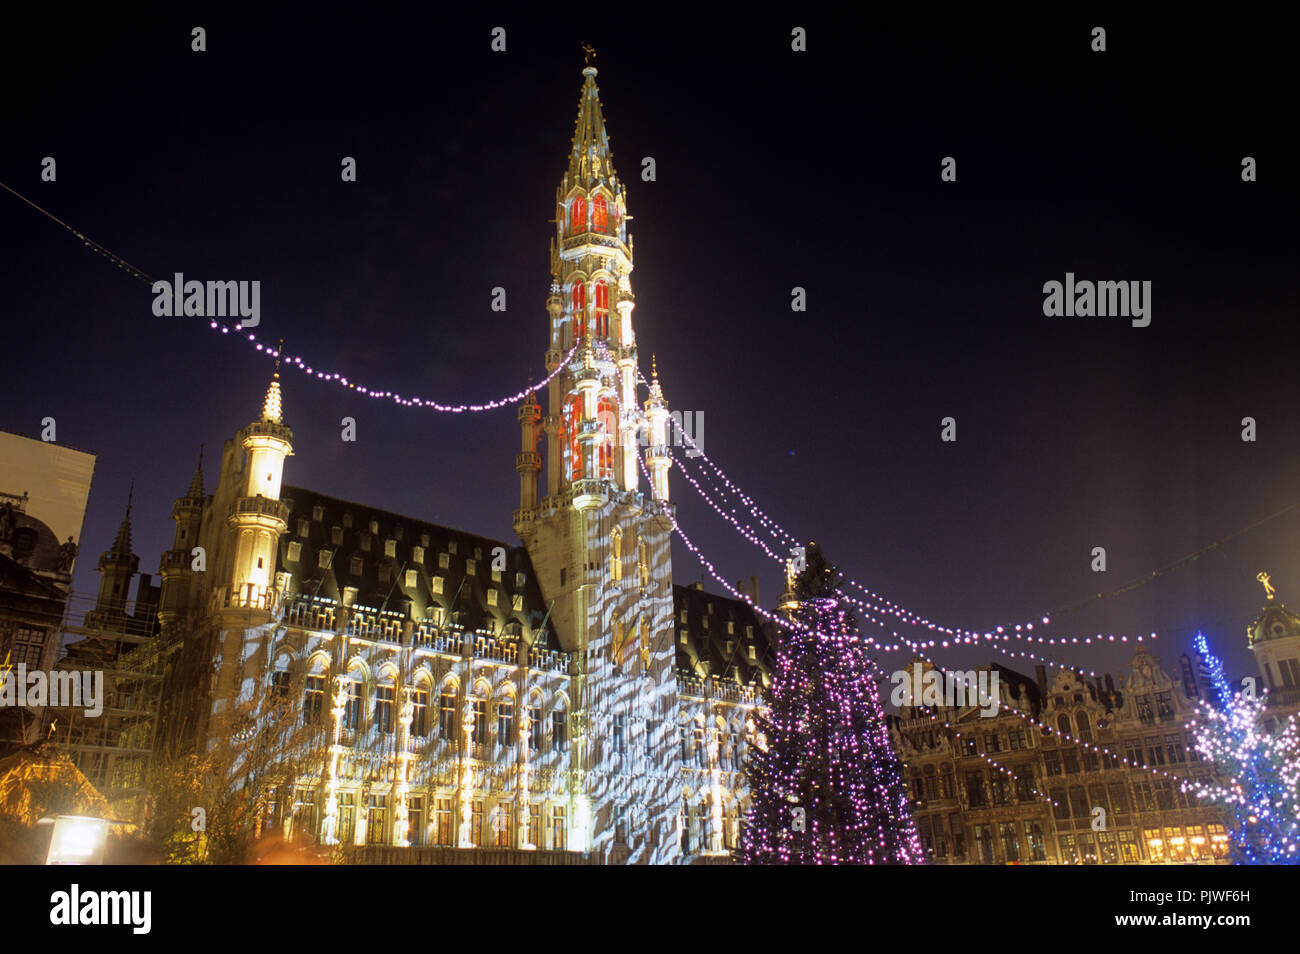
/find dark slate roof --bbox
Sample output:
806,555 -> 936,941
672,583 -> 772,685
0,551 -> 66,604
276,486 -> 557,649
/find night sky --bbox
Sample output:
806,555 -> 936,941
3,7 -> 1296,689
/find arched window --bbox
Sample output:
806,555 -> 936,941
596,396 -> 616,479
564,394 -> 585,481
592,194 -> 608,232
1076,711 -> 1092,742
571,282 -> 586,342
570,196 -> 586,235
594,281 -> 610,338
1057,714 -> 1072,738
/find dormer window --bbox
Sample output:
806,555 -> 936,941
312,505 -> 324,522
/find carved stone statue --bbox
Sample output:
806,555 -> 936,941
57,536 -> 78,571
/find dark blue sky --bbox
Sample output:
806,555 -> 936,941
2,6 -> 1296,687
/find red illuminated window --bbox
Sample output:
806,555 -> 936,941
565,394 -> 584,481
571,282 -> 586,342
593,195 -> 608,232
570,196 -> 586,235
594,281 -> 609,338
597,396 -> 616,479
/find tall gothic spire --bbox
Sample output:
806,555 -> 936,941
111,481 -> 134,556
186,445 -> 205,498
568,58 -> 615,187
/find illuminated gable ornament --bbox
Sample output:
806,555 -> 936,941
1258,571 -> 1276,601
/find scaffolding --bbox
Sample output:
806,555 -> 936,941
42,591 -> 165,824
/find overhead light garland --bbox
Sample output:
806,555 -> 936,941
630,366 -> 1162,650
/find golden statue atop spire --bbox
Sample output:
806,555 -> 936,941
1258,571 -> 1276,601
582,43 -> 596,66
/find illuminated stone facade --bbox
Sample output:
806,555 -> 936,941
890,651 -> 1232,864
148,63 -> 773,864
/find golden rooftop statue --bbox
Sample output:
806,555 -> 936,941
1258,571 -> 1276,601
582,43 -> 596,66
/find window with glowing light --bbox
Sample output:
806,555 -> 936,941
1027,822 -> 1046,861
407,796 -> 425,847
570,282 -> 586,343
1118,829 -> 1141,862
1058,834 -> 1078,864
594,280 -> 609,337
435,799 -> 454,846
596,396 -> 615,478
342,680 -> 362,731
303,676 -> 325,726
552,708 -> 567,753
439,691 -> 456,740
471,801 -> 484,847
564,393 -> 584,482
497,700 -> 514,746
528,804 -> 542,847
366,795 -> 388,845
999,822 -> 1021,862
376,684 -> 395,733
471,698 -> 488,745
592,194 -> 608,232
411,688 -> 429,737
570,196 -> 586,235
552,806 -> 566,850
338,793 -> 356,845
529,703 -> 543,749
495,804 -> 514,847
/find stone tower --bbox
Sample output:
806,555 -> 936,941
513,61 -> 683,863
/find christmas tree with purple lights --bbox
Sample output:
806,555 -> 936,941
739,543 -> 923,864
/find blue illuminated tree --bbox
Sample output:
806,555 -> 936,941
1190,631 -> 1300,864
